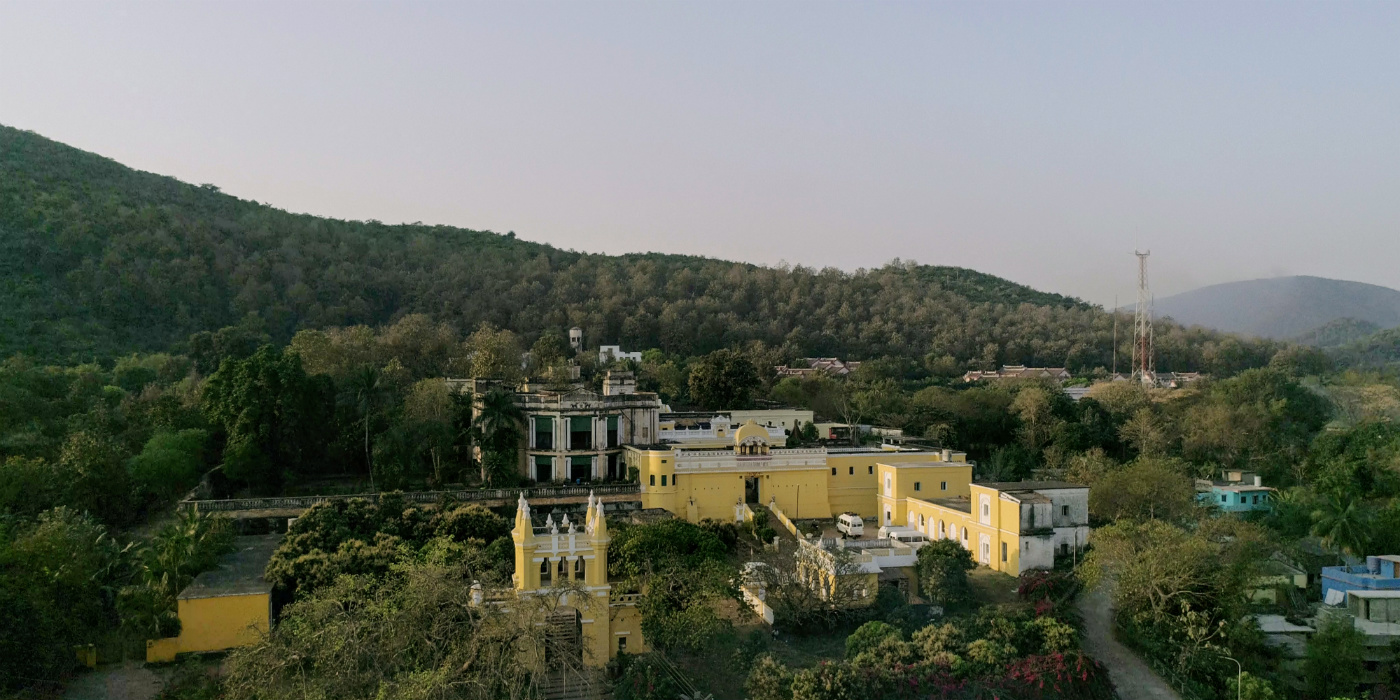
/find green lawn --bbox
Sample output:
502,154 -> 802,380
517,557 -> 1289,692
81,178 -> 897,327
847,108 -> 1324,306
968,566 -> 1021,606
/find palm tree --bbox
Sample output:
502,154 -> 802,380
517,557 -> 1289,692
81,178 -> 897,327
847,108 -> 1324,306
1312,493 -> 1373,558
474,389 -> 524,484
346,366 -> 387,491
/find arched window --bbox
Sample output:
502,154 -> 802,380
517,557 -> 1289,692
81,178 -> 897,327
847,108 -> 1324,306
919,514 -> 925,528
575,558 -> 586,580
961,527 -> 968,544
540,559 -> 552,585
557,558 -> 568,581
937,520 -> 945,539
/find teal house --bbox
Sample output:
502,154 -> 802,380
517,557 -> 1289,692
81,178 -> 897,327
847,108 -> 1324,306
1197,470 -> 1273,513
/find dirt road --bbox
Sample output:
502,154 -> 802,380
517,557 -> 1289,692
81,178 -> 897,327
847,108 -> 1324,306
1077,585 -> 1182,700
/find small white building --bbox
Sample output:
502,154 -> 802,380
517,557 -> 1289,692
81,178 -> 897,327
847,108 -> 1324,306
599,345 -> 643,364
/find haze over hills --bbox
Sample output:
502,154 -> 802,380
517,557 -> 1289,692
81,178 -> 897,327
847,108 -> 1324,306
1150,276 -> 1400,341
0,125 -> 1272,373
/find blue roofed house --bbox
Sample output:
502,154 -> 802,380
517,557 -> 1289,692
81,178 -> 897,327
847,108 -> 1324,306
1322,555 -> 1400,606
1196,470 -> 1273,513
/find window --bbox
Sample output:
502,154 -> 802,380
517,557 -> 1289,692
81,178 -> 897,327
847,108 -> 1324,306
606,415 -> 620,448
914,482 -> 921,491
535,456 -> 553,483
534,416 -> 553,450
919,514 -> 925,527
618,636 -> 627,652
1061,505 -> 1069,517
649,475 -> 655,486
557,558 -> 567,580
868,466 -> 873,474
540,559 -> 552,585
575,558 -> 585,579
940,481 -> 947,491
1002,542 -> 1008,562
1220,494 -> 1227,503
570,455 -> 592,482
570,416 -> 592,450
831,467 -> 837,476
661,475 -> 668,486
849,466 -> 854,475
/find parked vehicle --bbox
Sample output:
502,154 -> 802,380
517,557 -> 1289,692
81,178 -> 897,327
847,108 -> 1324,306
836,512 -> 865,538
879,527 -> 930,548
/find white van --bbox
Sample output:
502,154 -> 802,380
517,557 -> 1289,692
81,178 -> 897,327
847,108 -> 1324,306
836,513 -> 865,538
880,528 -> 930,548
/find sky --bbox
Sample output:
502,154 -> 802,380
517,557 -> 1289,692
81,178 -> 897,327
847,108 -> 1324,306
2,1 -> 1398,307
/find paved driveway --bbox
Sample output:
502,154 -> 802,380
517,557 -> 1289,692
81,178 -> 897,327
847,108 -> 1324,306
1078,585 -> 1182,700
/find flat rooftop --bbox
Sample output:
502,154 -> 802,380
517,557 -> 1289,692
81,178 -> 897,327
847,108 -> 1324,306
927,497 -> 972,513
976,480 -> 1087,491
178,535 -> 281,600
878,460 -> 969,468
1347,590 -> 1400,599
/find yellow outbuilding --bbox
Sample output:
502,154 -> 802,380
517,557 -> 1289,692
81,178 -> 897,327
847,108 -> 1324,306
146,535 -> 279,663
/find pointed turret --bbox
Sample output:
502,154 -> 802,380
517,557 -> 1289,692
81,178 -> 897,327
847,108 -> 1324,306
592,500 -> 608,540
513,495 -> 532,541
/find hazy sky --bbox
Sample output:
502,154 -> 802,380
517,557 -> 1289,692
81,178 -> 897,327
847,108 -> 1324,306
3,2 -> 1398,306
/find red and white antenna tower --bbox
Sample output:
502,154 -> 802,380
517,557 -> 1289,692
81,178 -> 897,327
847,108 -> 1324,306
1131,251 -> 1155,386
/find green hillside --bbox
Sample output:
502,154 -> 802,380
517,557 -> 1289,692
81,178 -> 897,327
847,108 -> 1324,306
1330,326 -> 1400,369
0,125 -> 1266,372
1294,317 -> 1384,348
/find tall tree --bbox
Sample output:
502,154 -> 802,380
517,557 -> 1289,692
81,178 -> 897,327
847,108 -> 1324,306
403,378 -> 455,485
344,366 -> 388,491
688,349 -> 759,411
202,346 -> 330,493
473,389 -> 524,484
1310,493 -> 1373,557
465,324 -> 523,381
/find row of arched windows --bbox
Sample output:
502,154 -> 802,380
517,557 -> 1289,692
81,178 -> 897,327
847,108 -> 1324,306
538,557 -> 586,585
915,513 -> 969,545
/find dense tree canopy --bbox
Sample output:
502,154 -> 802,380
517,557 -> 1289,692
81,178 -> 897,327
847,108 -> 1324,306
2,125 -> 1281,378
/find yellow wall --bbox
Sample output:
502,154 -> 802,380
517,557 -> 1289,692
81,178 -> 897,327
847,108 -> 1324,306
825,454 -> 883,516
877,463 -> 973,527
630,448 -> 678,514
173,593 -> 270,654
903,488 -> 1030,575
630,446 -> 953,522
607,603 -> 648,658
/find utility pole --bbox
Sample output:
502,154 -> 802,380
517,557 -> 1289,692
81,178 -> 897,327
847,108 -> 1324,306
1131,251 -> 1155,387
1112,294 -> 1118,376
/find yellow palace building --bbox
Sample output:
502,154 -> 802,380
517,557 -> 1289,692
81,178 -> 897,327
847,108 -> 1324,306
628,420 -> 1090,577
625,420 -> 967,522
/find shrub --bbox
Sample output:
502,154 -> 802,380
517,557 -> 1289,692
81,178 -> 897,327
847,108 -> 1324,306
916,539 -> 975,608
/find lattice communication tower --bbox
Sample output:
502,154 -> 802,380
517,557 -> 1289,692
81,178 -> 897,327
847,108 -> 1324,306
1131,251 -> 1155,386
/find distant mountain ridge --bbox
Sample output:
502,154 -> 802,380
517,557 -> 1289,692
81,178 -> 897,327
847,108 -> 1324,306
1149,276 -> 1400,340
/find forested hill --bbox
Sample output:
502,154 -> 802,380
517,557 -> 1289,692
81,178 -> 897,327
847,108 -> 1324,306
0,125 -> 1267,372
